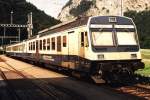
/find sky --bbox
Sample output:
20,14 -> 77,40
26,0 -> 69,18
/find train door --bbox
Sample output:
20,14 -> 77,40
57,36 -> 61,52
78,32 -> 89,68
57,36 -> 62,65
68,31 -> 75,68
79,32 -> 87,58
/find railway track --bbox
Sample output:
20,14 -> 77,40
115,84 -> 150,100
2,56 -> 150,100
0,58 -> 85,100
0,68 -> 21,100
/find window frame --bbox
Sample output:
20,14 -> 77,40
51,37 -> 55,50
47,38 -> 50,50
28,42 -> 31,51
40,40 -> 43,50
43,39 -> 46,50
57,36 -> 61,52
63,36 -> 67,47
33,41 -> 35,50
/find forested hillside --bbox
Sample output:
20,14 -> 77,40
125,11 -> 150,48
0,0 -> 61,45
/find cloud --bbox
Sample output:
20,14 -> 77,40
26,0 -> 68,18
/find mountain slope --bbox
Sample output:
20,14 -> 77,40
58,0 -> 150,22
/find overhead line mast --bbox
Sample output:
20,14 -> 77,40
121,0 -> 124,16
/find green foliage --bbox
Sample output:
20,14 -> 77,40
135,49 -> 150,76
141,49 -> 150,59
92,0 -> 96,4
136,63 -> 150,77
124,10 -> 150,49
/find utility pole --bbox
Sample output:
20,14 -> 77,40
121,0 -> 123,16
0,12 -> 31,46
27,12 -> 33,39
11,11 -> 13,24
2,27 -> 6,46
18,28 -> 20,42
1,27 -> 6,52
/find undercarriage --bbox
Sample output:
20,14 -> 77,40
90,60 -> 144,83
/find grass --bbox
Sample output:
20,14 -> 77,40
135,49 -> 150,77
141,49 -> 150,59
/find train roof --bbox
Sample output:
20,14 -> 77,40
38,16 -> 89,37
90,16 -> 133,25
37,16 -> 133,37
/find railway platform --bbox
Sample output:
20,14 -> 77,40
0,55 -> 149,100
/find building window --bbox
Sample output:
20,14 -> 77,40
40,40 -> 42,50
43,39 -> 46,50
63,36 -> 67,47
51,37 -> 55,50
47,38 -> 50,50
57,36 -> 61,52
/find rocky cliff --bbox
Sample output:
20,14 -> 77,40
58,0 -> 150,22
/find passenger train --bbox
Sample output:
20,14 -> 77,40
6,16 -> 144,83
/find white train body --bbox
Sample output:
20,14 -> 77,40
6,16 -> 144,82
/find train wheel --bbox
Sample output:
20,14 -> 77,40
106,72 -> 135,85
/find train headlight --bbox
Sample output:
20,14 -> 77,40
131,54 -> 137,59
98,54 -> 104,60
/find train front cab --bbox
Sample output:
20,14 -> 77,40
82,16 -> 144,83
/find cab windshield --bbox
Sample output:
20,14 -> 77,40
117,32 -> 137,45
92,30 -> 114,46
91,28 -> 138,46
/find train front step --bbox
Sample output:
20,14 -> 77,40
91,76 -> 105,83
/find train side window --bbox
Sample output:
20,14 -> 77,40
30,42 -> 32,50
33,41 -> 35,50
47,38 -> 50,50
29,43 -> 30,50
85,32 -> 89,47
16,46 -> 18,51
81,32 -> 84,47
36,40 -> 39,50
57,36 -> 61,52
29,42 -> 31,51
32,42 -> 34,50
31,42 -> 33,50
63,36 -> 67,47
40,40 -> 42,50
52,37 -> 55,50
17,46 -> 19,51
43,39 -> 46,50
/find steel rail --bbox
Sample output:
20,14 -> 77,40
2,61 -> 62,100
0,67 -> 21,100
